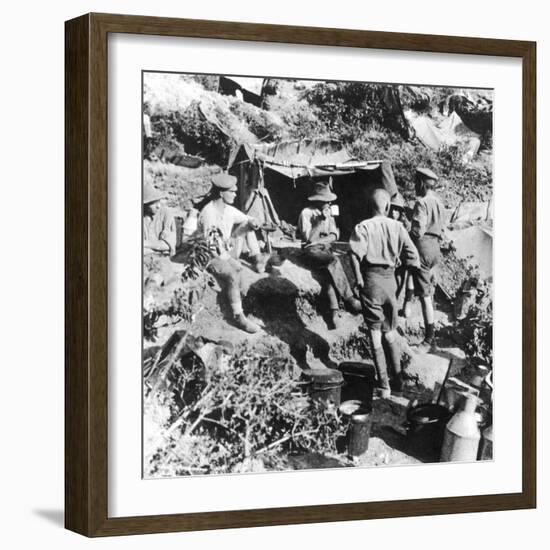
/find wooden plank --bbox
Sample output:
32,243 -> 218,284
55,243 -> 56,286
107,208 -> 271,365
64,13 -> 91,536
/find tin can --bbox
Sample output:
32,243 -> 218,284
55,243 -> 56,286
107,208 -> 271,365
339,400 -> 372,457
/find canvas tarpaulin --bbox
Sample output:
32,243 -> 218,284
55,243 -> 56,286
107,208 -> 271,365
449,200 -> 493,228
405,110 -> 481,162
228,139 -> 398,239
448,224 -> 493,279
230,139 -> 396,188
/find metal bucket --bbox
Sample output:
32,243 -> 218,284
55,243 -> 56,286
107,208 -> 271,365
337,361 -> 376,410
304,369 -> 344,407
339,400 -> 372,457
406,403 -> 452,459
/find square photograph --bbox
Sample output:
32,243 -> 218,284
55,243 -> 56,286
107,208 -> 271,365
141,72 -> 494,478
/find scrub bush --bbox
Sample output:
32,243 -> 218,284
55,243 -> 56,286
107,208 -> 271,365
144,343 -> 345,476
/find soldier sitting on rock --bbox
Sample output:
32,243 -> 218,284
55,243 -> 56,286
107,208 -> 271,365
349,189 -> 420,398
143,184 -> 177,256
297,180 -> 361,330
197,172 -> 269,334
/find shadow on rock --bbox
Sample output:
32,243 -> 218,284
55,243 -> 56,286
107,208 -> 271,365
244,274 -> 333,370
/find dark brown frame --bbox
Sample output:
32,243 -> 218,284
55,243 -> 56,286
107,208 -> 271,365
65,12 -> 537,537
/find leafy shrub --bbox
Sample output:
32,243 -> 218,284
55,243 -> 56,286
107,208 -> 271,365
350,130 -> 492,205
153,102 -> 232,166
453,275 -> 493,370
438,263 -> 493,372
143,238 -> 215,342
303,82 -> 389,143
183,74 -> 220,91
144,343 -> 346,476
437,240 -> 474,298
228,99 -> 284,142
265,94 -> 325,140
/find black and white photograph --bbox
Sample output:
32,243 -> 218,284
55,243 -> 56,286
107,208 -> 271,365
142,72 -> 494,478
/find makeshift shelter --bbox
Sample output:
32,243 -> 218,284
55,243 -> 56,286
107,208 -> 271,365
228,139 -> 398,239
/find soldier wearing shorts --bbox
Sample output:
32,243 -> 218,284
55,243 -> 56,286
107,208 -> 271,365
197,173 -> 268,333
408,167 -> 446,350
349,189 -> 420,398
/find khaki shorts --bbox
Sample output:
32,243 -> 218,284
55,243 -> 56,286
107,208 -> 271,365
359,267 -> 398,332
413,236 -> 440,297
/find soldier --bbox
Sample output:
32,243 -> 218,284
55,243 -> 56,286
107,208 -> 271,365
349,189 -> 420,398
143,184 -> 176,256
389,192 -> 415,314
197,172 -> 268,333
389,192 -> 410,230
407,167 -> 446,351
298,181 -> 361,329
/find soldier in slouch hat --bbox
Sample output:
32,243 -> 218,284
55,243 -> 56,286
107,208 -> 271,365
298,180 -> 361,330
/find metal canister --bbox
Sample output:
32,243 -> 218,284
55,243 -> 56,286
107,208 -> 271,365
440,393 -> 481,462
339,400 -> 372,457
305,368 -> 344,407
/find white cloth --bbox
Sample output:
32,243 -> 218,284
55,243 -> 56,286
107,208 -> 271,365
198,201 -> 249,242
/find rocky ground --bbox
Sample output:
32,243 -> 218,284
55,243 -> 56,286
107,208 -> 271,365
144,243 -> 478,470
142,75 -> 493,473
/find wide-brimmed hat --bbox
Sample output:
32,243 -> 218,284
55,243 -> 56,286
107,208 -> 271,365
416,166 -> 438,181
211,172 -> 237,191
308,181 -> 337,202
390,192 -> 406,210
143,184 -> 166,204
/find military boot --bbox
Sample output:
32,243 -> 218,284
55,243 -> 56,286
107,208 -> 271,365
251,253 -> 270,274
373,346 -> 391,399
233,313 -> 261,334
387,340 -> 404,397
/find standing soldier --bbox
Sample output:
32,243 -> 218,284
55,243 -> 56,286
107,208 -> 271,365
298,181 -> 361,329
389,192 -> 414,303
349,189 -> 420,398
406,167 -> 446,351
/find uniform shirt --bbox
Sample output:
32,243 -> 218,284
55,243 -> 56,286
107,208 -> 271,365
410,191 -> 445,239
349,215 -> 420,269
143,207 -> 176,255
198,200 -> 249,254
298,206 -> 339,244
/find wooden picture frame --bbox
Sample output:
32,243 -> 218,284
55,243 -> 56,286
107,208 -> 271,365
65,12 -> 536,537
